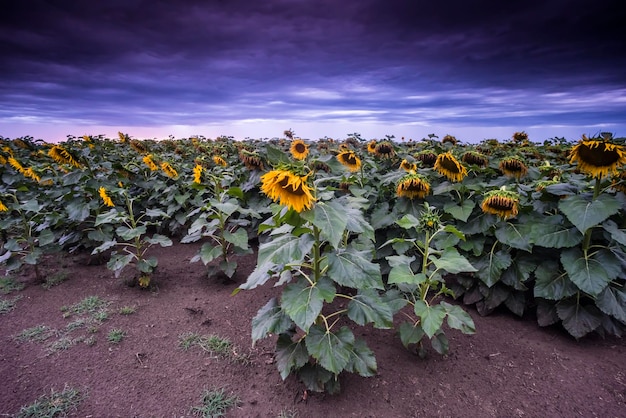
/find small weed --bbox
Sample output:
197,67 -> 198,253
84,336 -> 97,346
46,337 -> 76,354
15,325 -> 54,343
0,295 -> 23,314
190,388 -> 240,418
65,318 -> 88,332
178,332 -> 202,350
0,276 -> 24,294
197,335 -> 233,358
91,309 -> 109,322
15,385 -> 86,418
119,305 -> 137,315
41,271 -> 69,289
61,295 -> 109,317
107,328 -> 126,344
277,409 -> 299,418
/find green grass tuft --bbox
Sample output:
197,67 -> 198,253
190,388 -> 240,418
15,385 -> 86,418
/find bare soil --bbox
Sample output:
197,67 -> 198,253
1,242 -> 625,418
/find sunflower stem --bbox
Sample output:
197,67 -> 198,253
312,225 -> 322,284
582,177 -> 602,253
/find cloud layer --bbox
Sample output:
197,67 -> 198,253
1,0 -> 625,142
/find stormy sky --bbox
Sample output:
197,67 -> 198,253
1,0 -> 625,143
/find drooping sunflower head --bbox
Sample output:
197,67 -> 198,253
367,140 -> 377,154
569,135 -> 626,179
481,189 -> 520,220
239,150 -> 265,171
213,155 -> 228,167
396,172 -> 430,199
434,152 -> 467,182
260,169 -> 315,212
130,139 -> 148,154
98,187 -> 115,207
0,198 -> 9,212
192,164 -> 203,184
48,145 -> 81,168
337,151 -> 362,172
142,154 -> 159,171
160,161 -> 178,178
400,159 -> 417,172
461,151 -> 488,168
290,139 -> 309,160
374,141 -> 395,158
499,156 -> 528,180
23,167 -> 41,182
442,135 -> 457,145
512,131 -> 529,143
312,161 -> 331,173
118,132 -> 128,143
8,157 -> 25,173
414,151 -> 437,167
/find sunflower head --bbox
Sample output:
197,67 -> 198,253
130,139 -> 148,154
512,131 -> 529,143
160,161 -> 178,178
374,141 -> 395,158
98,187 -> 115,207
260,169 -> 315,213
434,152 -> 467,182
367,140 -> 377,154
213,155 -> 228,167
400,159 -> 417,172
337,151 -> 362,172
481,189 -> 520,220
142,154 -> 159,171
499,156 -> 528,180
418,203 -> 441,232
414,151 -> 437,167
312,161 -> 331,173
611,170 -> 626,193
290,139 -> 309,160
569,135 -> 626,179
461,151 -> 488,167
396,172 -> 430,199
193,164 -> 203,184
118,132 -> 128,143
442,135 -> 457,145
48,145 -> 81,168
239,150 -> 265,171
0,198 -> 9,212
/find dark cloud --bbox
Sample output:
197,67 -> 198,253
1,0 -> 625,140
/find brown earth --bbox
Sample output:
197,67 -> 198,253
1,242 -> 625,418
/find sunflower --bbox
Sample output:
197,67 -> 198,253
290,139 -> 309,160
48,145 -> 81,168
367,140 -> 377,154
0,199 -> 8,212
400,159 -> 417,172
23,167 -> 41,182
0,154 -> 6,165
569,135 -> 626,179
442,134 -> 457,145
337,151 -> 361,172
461,151 -> 488,167
612,170 -> 626,193
213,155 -> 228,167
118,132 -> 128,143
481,189 -> 520,219
98,187 -> 115,207
374,141 -> 395,158
512,131 -> 529,143
160,161 -> 178,178
130,139 -> 148,154
415,151 -> 437,167
193,164 -> 203,184
142,154 -> 159,171
260,169 -> 315,212
499,157 -> 528,180
239,151 -> 265,170
396,172 -> 430,199
434,152 -> 467,182
8,157 -> 25,173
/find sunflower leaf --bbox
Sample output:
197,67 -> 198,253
323,246 -> 384,290
413,300 -> 446,339
559,193 -> 621,234
561,247 -> 614,296
305,324 -> 354,375
301,200 -> 348,249
281,277 -> 335,332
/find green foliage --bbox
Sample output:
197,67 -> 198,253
190,388 -> 240,418
15,385 -> 86,418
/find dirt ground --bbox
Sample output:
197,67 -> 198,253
1,242 -> 624,418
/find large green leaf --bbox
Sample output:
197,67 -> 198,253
301,200 -> 348,249
397,322 -> 425,348
323,247 -> 383,290
238,261 -> 276,290
370,202 -> 396,229
345,338 -> 377,377
602,220 -> 626,246
561,248 -> 613,296
396,214 -> 420,230
557,300 -> 602,339
275,333 -> 309,380
191,243 -> 222,265
559,193 -> 621,233
106,253 -> 133,277
473,249 -> 512,287
66,200 -> 91,222
413,300 -> 446,339
251,298 -> 294,342
137,257 -> 158,273
94,209 -> 121,226
529,223 -> 582,248
281,277 -> 335,332
533,260 -> 577,300
116,225 -> 146,241
495,223 -> 532,252
257,233 -> 314,266
444,200 -> 475,222
223,228 -> 249,250
305,324 -> 354,375
344,203 -> 374,242
145,234 -> 173,247
431,247 -> 477,274
37,229 -> 56,247
441,301 -> 475,334
596,284 -> 626,323
346,289 -> 394,329
388,265 -> 426,286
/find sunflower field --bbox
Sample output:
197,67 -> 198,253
1,131 -> 625,393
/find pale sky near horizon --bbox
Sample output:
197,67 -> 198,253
1,0 -> 625,143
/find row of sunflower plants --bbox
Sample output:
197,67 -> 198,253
1,131 -> 625,393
